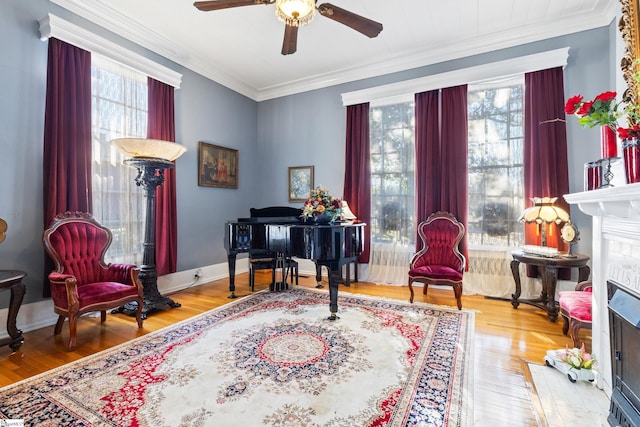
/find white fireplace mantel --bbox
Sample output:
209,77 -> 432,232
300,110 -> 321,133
564,182 -> 640,397
564,182 -> 640,218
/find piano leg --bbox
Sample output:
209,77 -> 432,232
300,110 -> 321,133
327,267 -> 342,321
315,263 -> 323,288
315,263 -> 351,288
227,254 -> 238,299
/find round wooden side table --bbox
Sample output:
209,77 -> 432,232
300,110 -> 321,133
510,251 -> 590,322
0,270 -> 26,352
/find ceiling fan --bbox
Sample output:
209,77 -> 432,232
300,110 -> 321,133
193,0 -> 383,55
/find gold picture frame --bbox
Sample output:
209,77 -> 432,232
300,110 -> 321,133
198,142 -> 238,188
620,0 -> 640,105
288,165 -> 314,202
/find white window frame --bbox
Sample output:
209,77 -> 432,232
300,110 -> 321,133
341,48 -> 568,107
39,13 -> 182,89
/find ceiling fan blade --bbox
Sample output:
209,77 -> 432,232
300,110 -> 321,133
193,0 -> 271,12
317,3 -> 383,38
281,24 -> 298,55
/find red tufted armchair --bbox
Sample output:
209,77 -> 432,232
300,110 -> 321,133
42,211 -> 144,351
408,211 -> 466,309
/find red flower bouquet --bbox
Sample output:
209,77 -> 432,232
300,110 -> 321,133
565,91 -> 621,129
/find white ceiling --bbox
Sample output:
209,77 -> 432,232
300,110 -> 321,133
52,0 -> 616,101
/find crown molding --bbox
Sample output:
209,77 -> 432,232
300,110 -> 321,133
259,8 -> 614,101
49,0 -> 616,101
51,0 -> 183,62
50,0 -> 255,98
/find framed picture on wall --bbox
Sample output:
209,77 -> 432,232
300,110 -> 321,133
288,165 -> 314,202
198,142 -> 238,188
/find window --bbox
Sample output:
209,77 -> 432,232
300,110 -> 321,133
368,81 -> 525,250
369,102 -> 416,245
91,55 -> 147,264
467,81 -> 524,248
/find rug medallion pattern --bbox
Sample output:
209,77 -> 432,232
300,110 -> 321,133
0,288 -> 474,426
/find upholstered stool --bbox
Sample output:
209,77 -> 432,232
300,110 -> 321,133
558,281 -> 593,348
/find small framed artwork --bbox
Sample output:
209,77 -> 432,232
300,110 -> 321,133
198,142 -> 238,188
288,165 -> 314,202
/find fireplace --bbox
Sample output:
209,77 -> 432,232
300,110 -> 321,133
564,183 -> 640,423
608,281 -> 640,427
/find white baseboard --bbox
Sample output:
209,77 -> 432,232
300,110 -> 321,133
0,259 -> 250,341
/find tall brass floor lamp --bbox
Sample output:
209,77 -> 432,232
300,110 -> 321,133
111,138 -> 186,316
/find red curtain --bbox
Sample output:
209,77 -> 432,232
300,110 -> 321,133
524,67 -> 570,277
440,85 -> 469,265
42,38 -> 92,296
414,86 -> 469,265
343,103 -> 371,263
524,68 -> 570,248
414,90 -> 441,242
148,77 -> 178,276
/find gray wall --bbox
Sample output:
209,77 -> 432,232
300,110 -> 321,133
257,25 -> 614,261
0,1 -> 258,306
0,0 -> 614,308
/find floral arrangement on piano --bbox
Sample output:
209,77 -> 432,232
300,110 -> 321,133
301,187 -> 343,224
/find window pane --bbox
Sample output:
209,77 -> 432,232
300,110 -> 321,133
91,55 -> 147,265
369,102 -> 415,245
467,84 -> 524,247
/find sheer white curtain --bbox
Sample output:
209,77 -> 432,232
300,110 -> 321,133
91,55 -> 147,265
463,248 -> 541,298
362,245 -> 545,296
360,242 -> 414,286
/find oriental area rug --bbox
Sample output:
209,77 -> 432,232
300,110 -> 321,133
0,288 -> 474,426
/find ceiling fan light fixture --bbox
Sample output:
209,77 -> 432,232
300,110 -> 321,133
275,0 -> 315,27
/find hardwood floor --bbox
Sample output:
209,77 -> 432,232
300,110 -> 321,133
0,271 -> 592,425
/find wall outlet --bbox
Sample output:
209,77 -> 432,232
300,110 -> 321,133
194,268 -> 202,279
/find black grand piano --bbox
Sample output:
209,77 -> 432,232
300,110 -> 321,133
224,207 -> 365,320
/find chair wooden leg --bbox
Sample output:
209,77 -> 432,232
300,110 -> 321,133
561,314 -> 570,335
135,297 -> 144,328
569,321 -> 580,348
54,315 -> 65,335
453,283 -> 463,310
101,310 -> 107,322
569,319 -> 581,348
249,266 -> 255,292
67,314 -> 78,351
408,278 -> 414,303
423,283 -> 429,295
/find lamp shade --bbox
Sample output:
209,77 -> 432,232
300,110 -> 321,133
518,197 -> 569,224
111,138 -> 187,162
340,201 -> 357,220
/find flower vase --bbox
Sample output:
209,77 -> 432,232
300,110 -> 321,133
313,212 -> 336,224
601,126 -> 618,158
623,139 -> 640,184
584,160 -> 602,190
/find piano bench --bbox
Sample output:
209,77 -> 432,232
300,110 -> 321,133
249,258 -> 299,292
